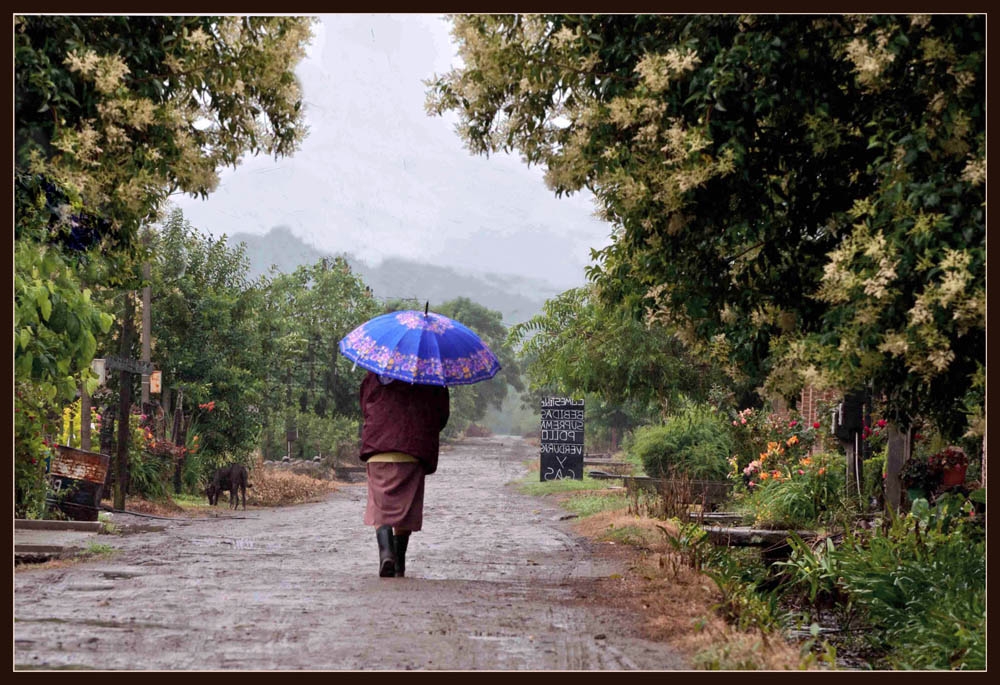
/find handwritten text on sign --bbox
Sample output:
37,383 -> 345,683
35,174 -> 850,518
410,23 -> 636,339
540,397 -> 584,481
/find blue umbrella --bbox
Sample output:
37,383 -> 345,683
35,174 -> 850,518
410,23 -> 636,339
338,306 -> 501,386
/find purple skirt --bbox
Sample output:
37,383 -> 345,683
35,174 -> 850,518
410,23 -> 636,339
364,461 -> 425,531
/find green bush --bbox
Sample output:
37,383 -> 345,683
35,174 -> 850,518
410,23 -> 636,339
629,403 -> 733,480
774,493 -> 984,669
738,452 -> 846,529
832,496 -> 983,669
128,449 -> 173,500
861,449 -> 886,509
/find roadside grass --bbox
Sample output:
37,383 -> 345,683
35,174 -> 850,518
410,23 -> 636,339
517,467 -> 811,670
518,473 -> 613,497
97,512 -> 121,535
573,510 -> 806,670
79,542 -> 117,559
561,492 -> 630,518
599,523 -> 653,547
172,493 -> 208,507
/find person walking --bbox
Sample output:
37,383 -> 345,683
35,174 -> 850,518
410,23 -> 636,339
359,370 -> 450,577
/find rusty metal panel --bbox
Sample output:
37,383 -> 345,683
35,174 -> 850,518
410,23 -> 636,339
49,445 -> 110,485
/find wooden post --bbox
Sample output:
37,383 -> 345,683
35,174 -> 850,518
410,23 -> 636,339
982,426 -> 987,489
113,294 -> 136,510
80,384 -> 92,451
140,261 -> 152,406
172,387 -> 185,494
846,432 -> 863,500
885,424 -> 909,513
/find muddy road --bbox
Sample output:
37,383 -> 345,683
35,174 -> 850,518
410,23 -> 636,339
15,436 -> 686,670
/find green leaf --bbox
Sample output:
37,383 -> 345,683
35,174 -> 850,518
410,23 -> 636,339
17,352 -> 33,377
80,330 -> 97,362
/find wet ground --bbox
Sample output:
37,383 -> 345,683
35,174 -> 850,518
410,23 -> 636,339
14,436 -> 687,670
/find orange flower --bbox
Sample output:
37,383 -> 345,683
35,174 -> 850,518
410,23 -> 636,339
818,467 -> 826,476
800,457 -> 812,466
760,472 -> 770,481
786,435 -> 799,446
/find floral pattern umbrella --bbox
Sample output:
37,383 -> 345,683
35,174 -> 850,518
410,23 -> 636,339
338,309 -> 501,386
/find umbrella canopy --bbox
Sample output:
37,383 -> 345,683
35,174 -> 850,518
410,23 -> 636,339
338,309 -> 501,386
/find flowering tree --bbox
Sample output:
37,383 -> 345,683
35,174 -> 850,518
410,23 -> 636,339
426,14 -> 984,442
15,15 -> 315,242
14,16 -> 314,513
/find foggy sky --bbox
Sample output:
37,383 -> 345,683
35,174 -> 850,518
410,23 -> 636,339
169,14 -> 612,289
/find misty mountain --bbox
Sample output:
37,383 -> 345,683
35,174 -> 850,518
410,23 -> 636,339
228,226 -> 562,325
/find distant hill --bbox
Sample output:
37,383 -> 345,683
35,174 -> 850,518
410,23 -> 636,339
227,226 -> 561,325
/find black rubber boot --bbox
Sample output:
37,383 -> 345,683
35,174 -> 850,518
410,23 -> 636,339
394,531 -> 410,577
376,525 -> 396,577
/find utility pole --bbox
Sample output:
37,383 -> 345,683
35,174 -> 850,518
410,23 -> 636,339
114,293 -> 136,510
885,424 -> 910,514
140,231 -> 152,405
80,385 -> 92,451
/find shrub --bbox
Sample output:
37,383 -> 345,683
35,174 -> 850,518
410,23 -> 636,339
128,449 -> 173,501
726,406 -> 821,488
831,495 -> 985,669
464,423 -> 493,438
630,403 -> 733,481
14,382 -> 58,518
737,451 -> 846,529
861,450 -> 886,509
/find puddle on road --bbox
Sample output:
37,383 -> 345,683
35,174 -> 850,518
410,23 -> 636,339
187,536 -> 282,551
16,616 -> 175,630
100,571 -> 144,580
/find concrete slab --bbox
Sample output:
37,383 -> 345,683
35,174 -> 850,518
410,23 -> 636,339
15,519 -> 102,532
14,528 -> 105,563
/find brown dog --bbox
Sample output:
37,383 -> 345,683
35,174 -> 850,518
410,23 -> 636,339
206,464 -> 250,510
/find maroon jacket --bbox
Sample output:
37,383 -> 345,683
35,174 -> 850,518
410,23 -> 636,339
359,372 -> 450,474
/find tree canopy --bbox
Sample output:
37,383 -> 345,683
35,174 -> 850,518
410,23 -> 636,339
434,297 -> 523,437
427,14 -> 985,437
509,285 -> 725,413
15,15 -> 315,244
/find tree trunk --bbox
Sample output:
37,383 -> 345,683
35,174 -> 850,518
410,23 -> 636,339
171,388 -> 185,494
113,294 -> 135,510
80,384 -> 92,451
885,424 -> 911,514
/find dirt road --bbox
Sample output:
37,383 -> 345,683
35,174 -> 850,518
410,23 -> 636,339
14,436 -> 687,670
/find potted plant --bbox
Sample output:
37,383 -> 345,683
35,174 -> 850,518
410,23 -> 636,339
930,446 -> 969,487
901,457 -> 937,503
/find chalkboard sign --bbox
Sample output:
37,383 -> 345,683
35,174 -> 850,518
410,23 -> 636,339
539,397 -> 584,481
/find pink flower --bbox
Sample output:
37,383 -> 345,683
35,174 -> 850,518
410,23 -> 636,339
789,420 -> 798,427
877,419 -> 887,428
740,418 -> 747,425
812,422 -> 821,429
797,469 -> 805,475
732,420 -> 738,426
